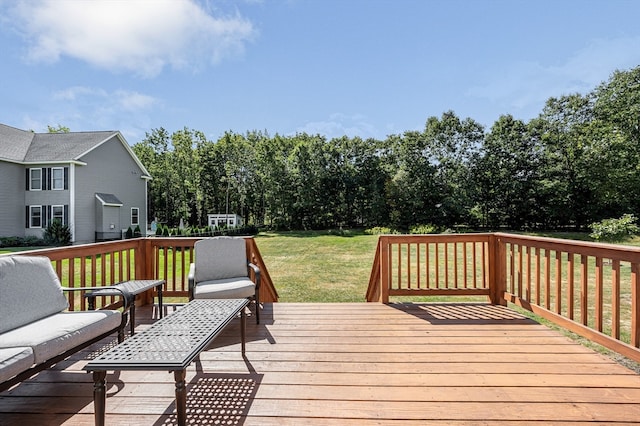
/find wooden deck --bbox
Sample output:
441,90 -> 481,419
1,302 -> 640,425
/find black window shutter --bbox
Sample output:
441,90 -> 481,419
44,205 -> 49,227
64,167 -> 69,190
25,206 -> 29,228
64,205 -> 69,226
26,169 -> 29,190
46,168 -> 51,190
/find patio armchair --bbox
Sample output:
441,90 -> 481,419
188,237 -> 261,323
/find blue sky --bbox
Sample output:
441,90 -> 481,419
1,0 -> 639,144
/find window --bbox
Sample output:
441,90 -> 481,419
30,206 -> 42,228
131,207 -> 139,226
52,205 -> 64,224
29,168 -> 42,191
52,167 -> 64,190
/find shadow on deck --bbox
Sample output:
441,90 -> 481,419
1,302 -> 640,425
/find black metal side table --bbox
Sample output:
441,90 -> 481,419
85,279 -> 165,336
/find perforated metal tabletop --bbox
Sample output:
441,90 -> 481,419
84,298 -> 248,371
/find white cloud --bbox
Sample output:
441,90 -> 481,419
53,86 -> 158,111
467,36 -> 640,119
8,0 -> 255,77
296,113 -> 381,140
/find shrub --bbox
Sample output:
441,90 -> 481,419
409,224 -> 440,234
589,214 -> 640,242
134,225 -> 141,237
43,220 -> 72,246
364,226 -> 398,235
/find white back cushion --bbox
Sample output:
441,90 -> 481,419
194,237 -> 248,282
0,256 -> 69,333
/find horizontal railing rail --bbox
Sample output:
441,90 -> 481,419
6,236 -> 278,311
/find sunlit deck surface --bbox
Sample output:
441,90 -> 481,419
1,302 -> 640,425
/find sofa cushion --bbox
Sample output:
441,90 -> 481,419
194,237 -> 248,282
0,310 -> 121,364
0,347 -> 34,383
194,277 -> 255,299
0,256 -> 69,334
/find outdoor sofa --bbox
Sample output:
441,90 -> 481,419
0,255 -> 128,392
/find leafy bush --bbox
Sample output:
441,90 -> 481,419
125,226 -> 133,239
134,225 -> 141,237
364,226 -> 398,235
589,214 -> 640,242
43,220 -> 72,246
409,224 -> 440,234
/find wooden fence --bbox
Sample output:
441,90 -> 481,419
366,233 -> 640,363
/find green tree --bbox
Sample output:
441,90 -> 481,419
47,124 -> 70,133
473,115 -> 540,229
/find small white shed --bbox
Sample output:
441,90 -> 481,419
207,214 -> 243,228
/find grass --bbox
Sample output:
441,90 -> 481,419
254,230 -> 379,302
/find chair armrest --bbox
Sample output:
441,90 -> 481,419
64,286 -> 131,311
187,263 -> 196,300
248,262 -> 261,290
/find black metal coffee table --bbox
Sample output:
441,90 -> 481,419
84,298 -> 249,426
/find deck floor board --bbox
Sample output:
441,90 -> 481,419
1,302 -> 639,425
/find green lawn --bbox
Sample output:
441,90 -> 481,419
254,230 -> 379,302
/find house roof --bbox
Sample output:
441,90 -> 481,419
0,123 -> 151,178
95,193 -> 123,206
25,130 -> 117,162
0,123 -> 35,162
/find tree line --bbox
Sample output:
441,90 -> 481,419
132,66 -> 640,232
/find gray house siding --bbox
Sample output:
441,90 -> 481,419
74,135 -> 147,243
1,124 -> 150,244
0,162 -> 26,237
23,165 -> 71,239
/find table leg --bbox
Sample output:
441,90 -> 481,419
241,307 -> 246,356
129,304 -> 136,336
157,282 -> 164,318
92,370 -> 107,426
174,369 -> 187,426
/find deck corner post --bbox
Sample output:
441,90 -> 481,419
380,236 -> 390,304
489,234 -> 507,306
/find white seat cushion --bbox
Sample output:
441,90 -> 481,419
0,310 -> 121,364
0,347 -> 34,383
0,256 -> 69,334
193,278 -> 256,299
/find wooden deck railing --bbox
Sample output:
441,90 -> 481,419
366,233 -> 640,363
8,237 -> 278,310
366,234 -> 494,303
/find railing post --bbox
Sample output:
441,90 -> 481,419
380,236 -> 390,304
632,263 -> 640,348
489,234 -> 507,306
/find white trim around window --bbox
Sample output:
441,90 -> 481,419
52,205 -> 64,224
29,168 -> 42,191
131,207 -> 139,226
52,167 -> 64,190
29,205 -> 42,228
